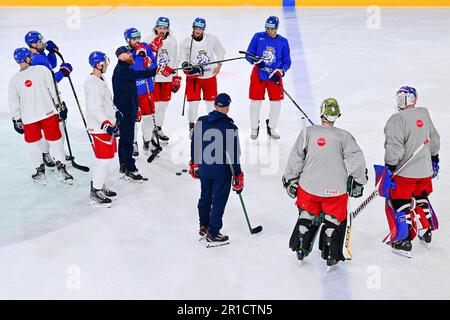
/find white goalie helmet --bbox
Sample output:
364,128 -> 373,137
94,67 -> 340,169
396,86 -> 417,111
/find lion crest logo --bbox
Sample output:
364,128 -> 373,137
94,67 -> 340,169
158,49 -> 170,67
262,46 -> 276,65
196,50 -> 210,65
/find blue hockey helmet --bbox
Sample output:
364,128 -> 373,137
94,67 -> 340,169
25,30 -> 44,46
193,17 -> 206,30
89,51 -> 109,68
396,86 -> 417,110
265,16 -> 279,29
156,17 -> 170,29
124,27 -> 141,42
14,47 -> 32,64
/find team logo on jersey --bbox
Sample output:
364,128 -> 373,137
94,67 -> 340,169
416,119 -> 424,128
24,80 -> 32,87
262,46 -> 276,65
317,137 -> 326,147
158,49 -> 170,67
325,189 -> 338,196
196,50 -> 210,65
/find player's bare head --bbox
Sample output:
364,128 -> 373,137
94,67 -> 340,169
214,93 -> 232,114
265,16 -> 279,38
155,17 -> 170,38
192,18 -> 206,38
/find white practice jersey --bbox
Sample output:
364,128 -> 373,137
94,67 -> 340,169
84,74 -> 116,134
179,33 -> 226,79
8,65 -> 59,125
145,33 -> 179,83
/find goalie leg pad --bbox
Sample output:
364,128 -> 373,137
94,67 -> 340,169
289,209 -> 321,255
416,193 -> 438,231
319,215 -> 345,261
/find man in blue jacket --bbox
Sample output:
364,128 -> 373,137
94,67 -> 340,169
189,93 -> 244,247
112,46 -> 173,182
246,16 -> 291,140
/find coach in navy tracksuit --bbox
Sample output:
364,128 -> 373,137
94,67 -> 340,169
189,93 -> 244,247
112,46 -> 171,181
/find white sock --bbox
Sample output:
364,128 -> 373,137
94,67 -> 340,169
142,115 -> 155,142
30,140 -> 44,168
268,100 -> 281,129
93,158 -> 112,190
155,102 -> 169,128
48,138 -> 66,164
250,100 -> 262,130
39,139 -> 50,154
188,100 -> 200,124
205,100 -> 215,114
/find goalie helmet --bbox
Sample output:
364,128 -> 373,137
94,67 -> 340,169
396,86 -> 417,111
320,98 -> 341,122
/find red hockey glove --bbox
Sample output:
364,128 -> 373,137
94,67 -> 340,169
143,56 -> 152,69
171,75 -> 182,93
149,36 -> 163,52
232,172 -> 244,194
157,65 -> 174,77
135,43 -> 147,57
189,163 -> 200,179
101,120 -> 120,137
136,108 -> 142,122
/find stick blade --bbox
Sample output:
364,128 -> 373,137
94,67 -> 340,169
72,160 -> 90,172
250,225 -> 263,234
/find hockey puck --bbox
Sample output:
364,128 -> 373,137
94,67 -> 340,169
176,172 -> 182,176
182,169 -> 188,173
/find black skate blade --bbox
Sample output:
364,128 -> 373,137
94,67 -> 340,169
250,225 -> 263,234
206,241 -> 230,248
391,248 -> 412,258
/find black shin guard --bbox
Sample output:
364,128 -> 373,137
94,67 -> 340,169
289,211 -> 321,257
319,219 -> 346,262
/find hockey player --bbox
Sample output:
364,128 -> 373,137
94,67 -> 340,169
8,47 -> 73,185
245,16 -> 291,140
180,17 -> 226,138
85,51 -> 120,207
112,46 -> 173,182
144,17 -> 181,142
123,27 -> 162,157
190,93 -> 243,247
25,31 -> 73,169
383,86 -> 440,257
283,98 -> 367,267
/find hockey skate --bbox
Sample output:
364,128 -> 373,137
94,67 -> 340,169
266,119 -> 280,140
418,229 -> 432,250
250,126 -> 259,141
124,169 -> 145,183
142,138 -> 150,153
147,136 -> 162,163
89,182 -> 112,208
133,141 -> 139,157
42,153 -> 56,170
102,184 -> 117,200
199,225 -> 208,241
56,161 -> 73,185
326,258 -> 339,273
206,232 -> 230,248
157,126 -> 169,143
32,163 -> 46,185
391,239 -> 412,258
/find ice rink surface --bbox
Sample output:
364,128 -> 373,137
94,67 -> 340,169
0,6 -> 449,299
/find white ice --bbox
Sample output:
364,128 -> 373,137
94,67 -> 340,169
0,6 -> 449,299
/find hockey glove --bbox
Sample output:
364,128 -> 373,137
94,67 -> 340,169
143,56 -> 152,69
282,176 -> 299,199
157,65 -> 175,77
59,63 -> 73,77
12,118 -> 24,134
59,101 -> 68,121
182,61 -> 204,76
115,110 -> 124,125
46,40 -> 59,53
101,120 -> 120,137
431,154 -> 439,179
149,36 -> 163,52
189,163 -> 200,179
347,175 -> 364,198
135,43 -> 147,57
385,164 -> 397,190
136,108 -> 142,122
171,75 -> 182,93
269,68 -> 284,83
232,172 -> 244,194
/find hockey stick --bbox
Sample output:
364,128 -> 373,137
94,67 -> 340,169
144,79 -> 163,163
225,151 -> 263,235
49,70 -> 90,172
172,56 -> 246,71
181,36 -> 194,117
239,50 -> 315,126
349,138 -> 431,220
53,50 -> 96,158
